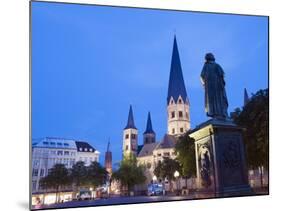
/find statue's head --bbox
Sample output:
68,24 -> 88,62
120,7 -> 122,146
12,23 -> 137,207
205,53 -> 215,62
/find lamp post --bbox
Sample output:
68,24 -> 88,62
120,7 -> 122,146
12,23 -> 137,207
89,187 -> 93,200
174,170 -> 180,196
152,175 -> 157,183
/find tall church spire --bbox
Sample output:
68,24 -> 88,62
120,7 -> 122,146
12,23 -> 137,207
166,36 -> 190,136
124,105 -> 137,129
244,88 -> 250,106
167,35 -> 188,105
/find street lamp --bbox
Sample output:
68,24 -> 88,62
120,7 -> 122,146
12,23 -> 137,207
89,187 -> 93,199
152,175 -> 157,183
174,171 -> 180,196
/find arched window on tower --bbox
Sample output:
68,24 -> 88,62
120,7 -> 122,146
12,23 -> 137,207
171,111 -> 175,118
179,111 -> 183,118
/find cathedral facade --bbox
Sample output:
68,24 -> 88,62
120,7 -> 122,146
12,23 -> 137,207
121,36 -> 191,190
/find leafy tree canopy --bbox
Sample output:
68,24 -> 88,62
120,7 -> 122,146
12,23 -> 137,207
175,133 -> 196,179
154,157 -> 180,182
112,153 -> 146,191
232,88 -> 269,170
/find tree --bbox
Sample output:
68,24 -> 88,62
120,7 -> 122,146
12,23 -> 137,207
232,88 -> 269,187
175,133 -> 196,187
112,153 -> 146,195
70,161 -> 88,197
153,157 -> 180,191
40,164 -> 71,203
86,161 -> 108,188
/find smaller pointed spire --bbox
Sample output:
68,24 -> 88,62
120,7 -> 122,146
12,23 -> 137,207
244,88 -> 250,106
124,105 -> 137,129
144,112 -> 155,134
106,139 -> 110,152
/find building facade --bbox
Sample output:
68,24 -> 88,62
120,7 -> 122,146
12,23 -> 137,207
31,137 -> 100,204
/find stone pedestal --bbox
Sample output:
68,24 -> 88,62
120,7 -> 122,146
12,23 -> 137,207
189,118 -> 252,197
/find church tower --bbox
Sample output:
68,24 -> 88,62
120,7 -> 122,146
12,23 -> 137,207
167,36 -> 190,136
104,141 -> 112,175
122,105 -> 138,158
244,88 -> 250,106
143,112 -> 156,144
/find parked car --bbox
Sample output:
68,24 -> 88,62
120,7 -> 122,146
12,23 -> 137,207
77,190 -> 91,200
147,183 -> 164,196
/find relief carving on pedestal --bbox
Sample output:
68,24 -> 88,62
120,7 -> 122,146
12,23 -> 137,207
198,142 -> 212,188
222,140 -> 241,169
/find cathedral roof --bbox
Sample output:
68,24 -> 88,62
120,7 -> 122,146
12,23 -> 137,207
137,145 -> 144,155
156,134 -> 176,149
167,36 -> 188,105
143,112 -> 155,134
138,142 -> 158,157
124,105 -> 137,130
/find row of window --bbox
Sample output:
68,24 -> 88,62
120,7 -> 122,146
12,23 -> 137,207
78,156 -> 98,163
171,127 -> 185,134
153,152 -> 176,158
34,149 -> 76,156
32,169 -> 45,177
170,111 -> 189,119
125,145 -> 136,151
42,141 -> 69,147
125,133 -> 137,139
78,147 -> 93,152
55,150 -> 76,156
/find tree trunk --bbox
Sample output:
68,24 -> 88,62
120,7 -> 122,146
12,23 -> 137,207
169,180 -> 173,192
185,177 -> 188,189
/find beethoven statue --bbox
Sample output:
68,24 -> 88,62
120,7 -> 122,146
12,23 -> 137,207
200,53 -> 228,119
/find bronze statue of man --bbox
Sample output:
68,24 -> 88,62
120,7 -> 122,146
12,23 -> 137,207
200,53 -> 228,119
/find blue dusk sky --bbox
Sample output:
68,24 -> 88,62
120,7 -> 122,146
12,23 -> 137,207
31,2 -> 268,166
